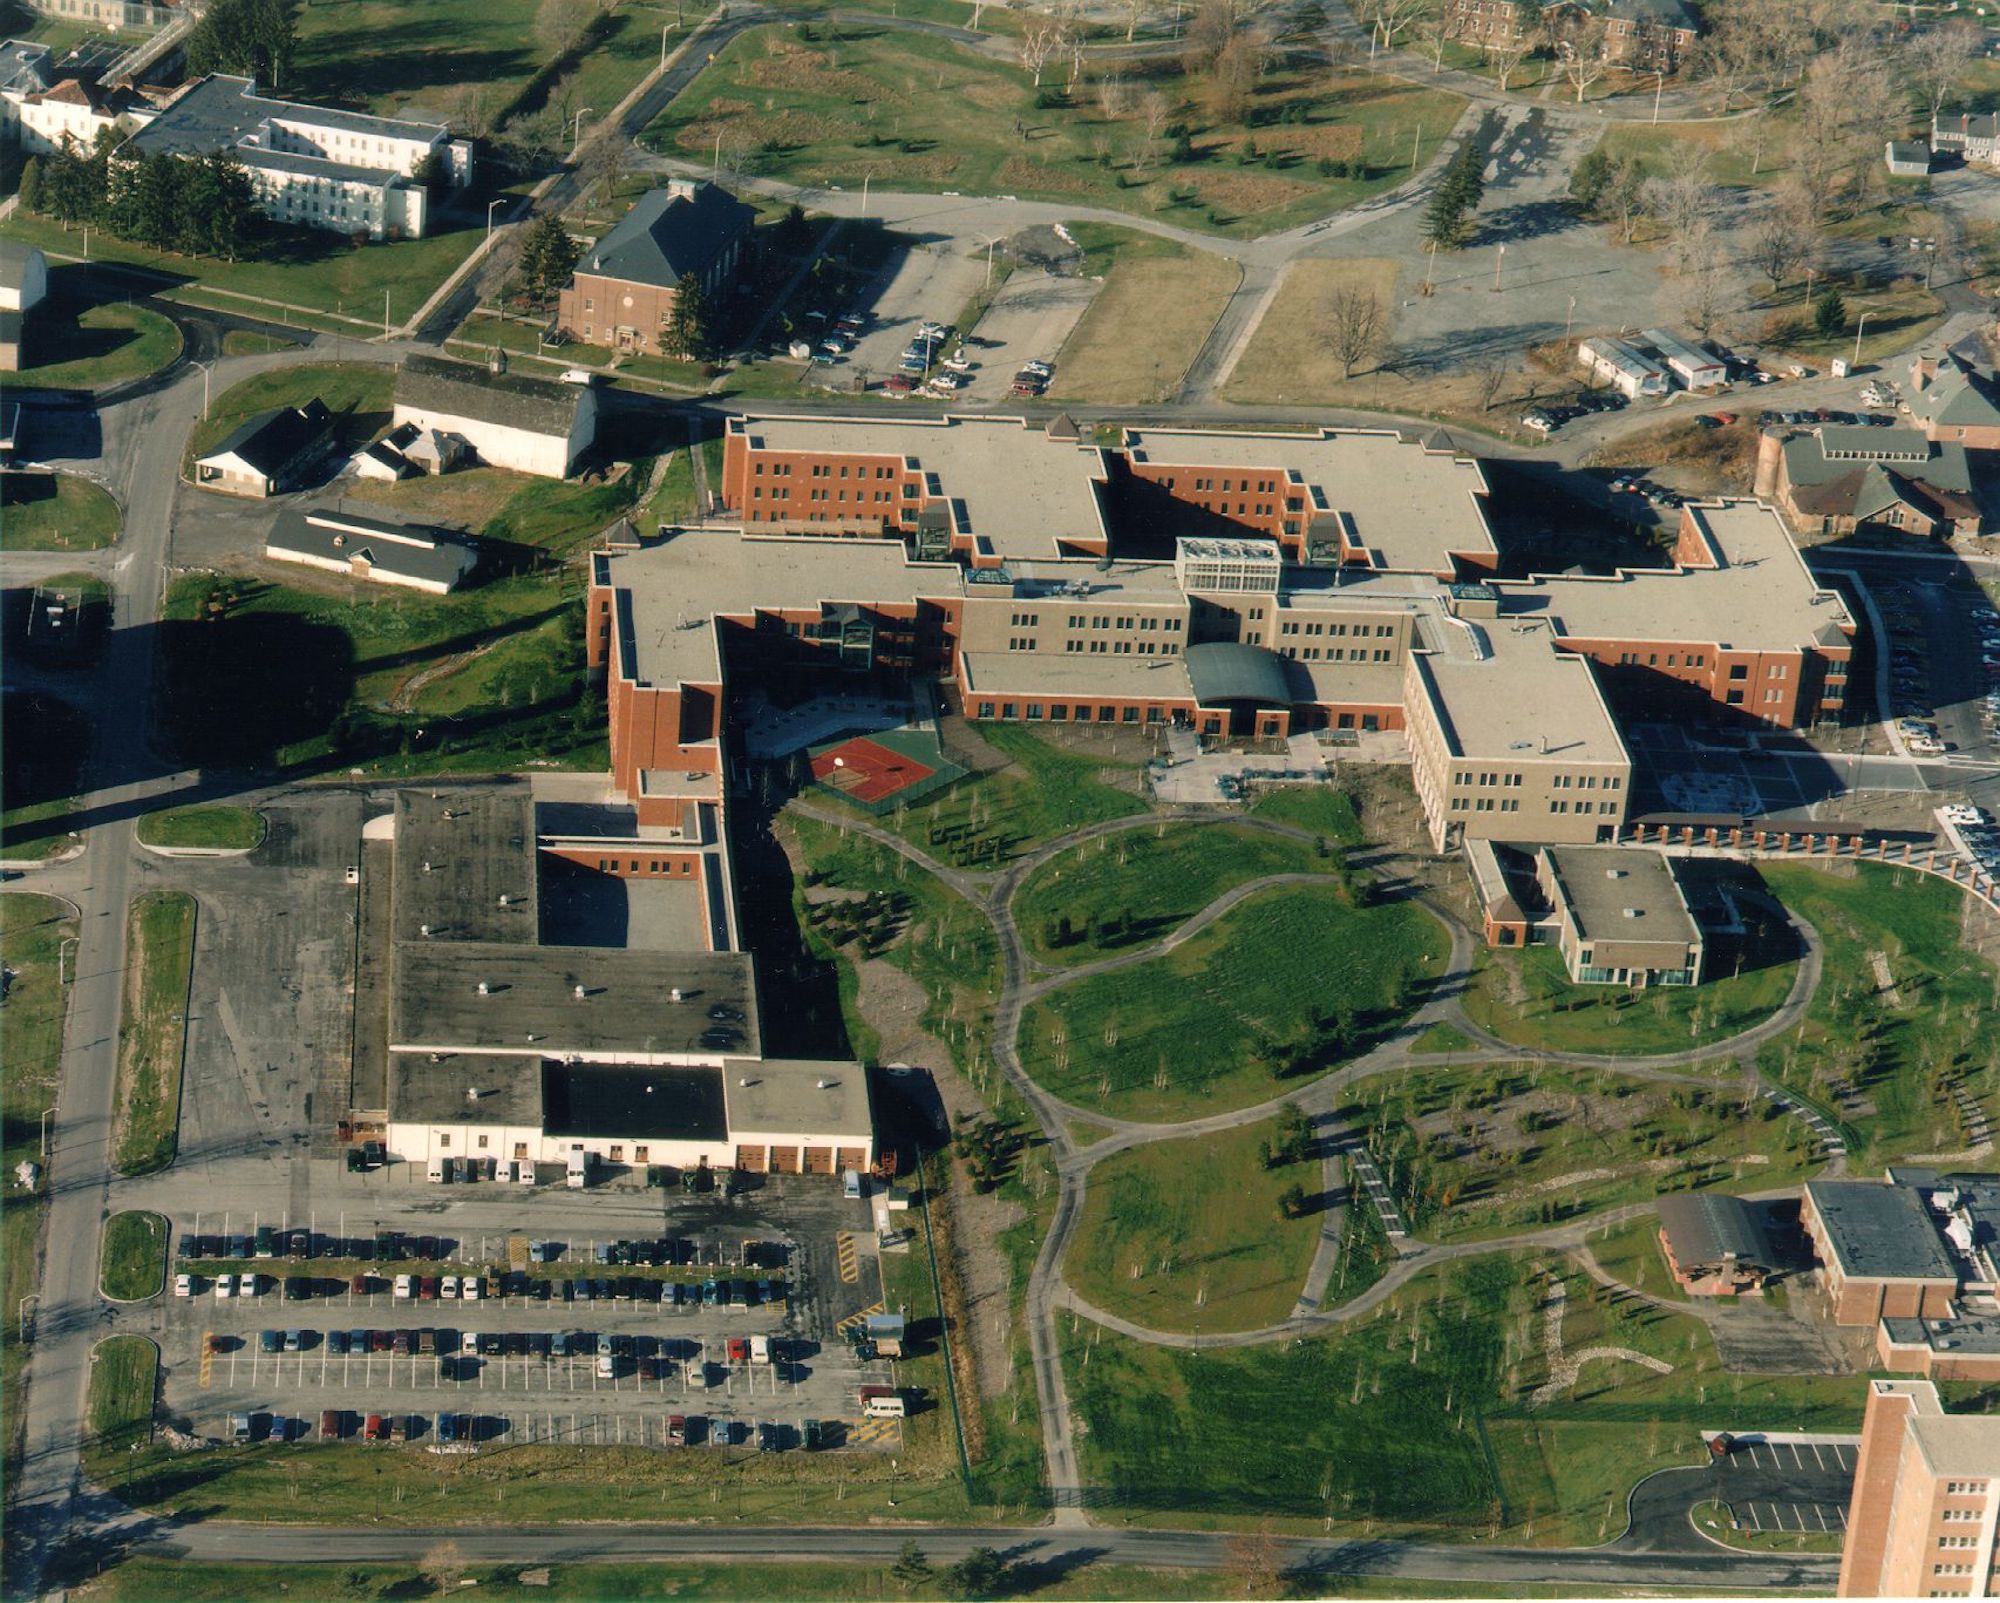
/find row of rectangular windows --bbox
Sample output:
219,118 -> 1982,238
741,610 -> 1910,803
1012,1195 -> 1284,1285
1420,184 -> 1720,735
1449,798 -> 1621,815
1279,621 -> 1397,638
1279,647 -> 1394,663
1056,639 -> 1179,655
1455,772 -> 1622,790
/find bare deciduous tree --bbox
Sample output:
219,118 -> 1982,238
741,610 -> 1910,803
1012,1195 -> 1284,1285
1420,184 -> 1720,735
1414,12 -> 1451,73
1482,30 -> 1537,93
1905,16 -> 1977,114
422,1541 -> 469,1598
1746,181 -> 1815,290
1554,17 -> 1610,103
536,0 -> 591,60
1093,71 -> 1128,120
1121,0 -> 1153,44
1671,223 -> 1728,340
1221,1522 -> 1288,1600
1208,33 -> 1257,125
1363,0 -> 1429,52
1474,348 -> 1513,412
1018,19 -> 1067,86
1185,0 -> 1245,61
1325,281 -> 1383,379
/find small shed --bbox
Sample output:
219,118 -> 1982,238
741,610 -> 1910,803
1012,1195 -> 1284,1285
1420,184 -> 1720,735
0,239 -> 49,372
265,506 -> 478,594
194,400 -> 335,498
1886,140 -> 1933,178
864,1310 -> 906,1357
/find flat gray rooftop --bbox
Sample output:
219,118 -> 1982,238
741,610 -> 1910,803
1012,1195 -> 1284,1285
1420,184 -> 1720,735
538,861 -> 711,953
1545,846 -> 1698,945
393,789 -> 538,945
388,1051 -> 542,1127
1881,1314 -> 2000,1356
389,942 -> 758,1059
1807,1180 -> 1961,1282
1411,625 -> 1629,766
724,1057 -> 872,1141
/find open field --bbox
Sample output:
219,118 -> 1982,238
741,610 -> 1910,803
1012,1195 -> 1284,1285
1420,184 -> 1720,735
1222,257 -> 1402,403
7,294 -> 180,391
837,722 -> 1146,865
1586,1211 -> 1691,1303
1,894 -> 74,1474
1014,821 -> 1341,965
1345,1062 -> 1820,1244
1461,886 -> 1800,1057
1756,862 -> 2000,1170
647,26 -> 1465,239
291,0 -> 700,127
0,472 -> 121,552
186,362 -> 391,474
1246,783 -> 1364,843
361,463 -> 644,556
113,891 -> 195,1176
100,1211 -> 167,1301
156,569 -> 604,777
1066,1115 -> 1321,1333
0,211 -> 487,326
86,1335 -> 157,1454
1046,230 -> 1237,404
1064,1250 -> 1883,1539
1020,882 -> 1447,1120
135,806 -> 264,851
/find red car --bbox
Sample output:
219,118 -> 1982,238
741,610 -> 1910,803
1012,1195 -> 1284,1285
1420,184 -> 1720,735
727,1337 -> 750,1363
363,1413 -> 386,1442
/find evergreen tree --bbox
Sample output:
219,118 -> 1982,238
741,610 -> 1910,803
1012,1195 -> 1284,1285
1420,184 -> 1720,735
1568,144 -> 1611,215
17,154 -> 43,215
665,273 -> 717,360
941,1547 -> 1009,1601
1420,182 -> 1471,251
1814,287 -> 1848,340
772,200 -> 811,255
186,0 -> 298,87
517,213 -> 580,305
891,1540 -> 933,1591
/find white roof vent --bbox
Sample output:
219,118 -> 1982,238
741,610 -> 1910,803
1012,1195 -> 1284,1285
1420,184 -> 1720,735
467,1087 -> 480,1102
422,861 -> 434,873
738,1076 -> 756,1088
573,984 -> 587,1000
476,981 -> 490,995
419,923 -> 431,937
670,988 -> 683,1003
1623,908 -> 1644,919
1605,868 -> 1627,880
498,893 -> 510,906
816,1078 -> 831,1090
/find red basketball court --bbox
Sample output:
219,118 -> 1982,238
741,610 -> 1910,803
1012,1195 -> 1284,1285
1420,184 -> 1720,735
808,735 -> 939,806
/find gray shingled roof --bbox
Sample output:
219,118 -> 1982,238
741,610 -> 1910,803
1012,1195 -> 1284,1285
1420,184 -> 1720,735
581,183 -> 755,291
1656,1193 -> 1780,1274
395,354 -> 585,438
1808,1179 -> 1961,1282
267,506 -> 478,587
201,400 -> 333,477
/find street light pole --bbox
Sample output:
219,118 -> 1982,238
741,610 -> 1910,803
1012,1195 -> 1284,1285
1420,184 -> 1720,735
1652,70 -> 1664,124
1492,243 -> 1506,293
1565,294 -> 1577,343
194,359 -> 215,419
861,170 -> 873,216
39,1106 -> 55,1158
1853,310 -> 1874,370
573,107 -> 593,147
661,22 -> 670,66
486,198 -> 504,242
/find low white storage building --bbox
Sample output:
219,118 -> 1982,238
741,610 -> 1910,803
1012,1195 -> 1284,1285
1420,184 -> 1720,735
1578,337 -> 1669,399
0,238 -> 48,372
266,506 -> 479,594
1642,328 -> 1726,391
392,355 -> 597,480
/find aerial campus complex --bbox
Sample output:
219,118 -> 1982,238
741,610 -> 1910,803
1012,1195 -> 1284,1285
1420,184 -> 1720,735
7,0 -> 2000,1597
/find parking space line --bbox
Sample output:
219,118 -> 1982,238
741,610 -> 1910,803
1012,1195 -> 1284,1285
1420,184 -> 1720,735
1814,1504 -> 1829,1532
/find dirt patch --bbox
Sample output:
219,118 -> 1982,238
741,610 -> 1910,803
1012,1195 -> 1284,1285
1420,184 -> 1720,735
1186,169 -> 1319,216
997,155 -> 1103,195
1224,124 -> 1363,161
744,42 -> 888,102
961,78 -> 1020,110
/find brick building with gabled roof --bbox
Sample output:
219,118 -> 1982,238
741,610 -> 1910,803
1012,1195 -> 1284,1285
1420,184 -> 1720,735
556,179 -> 755,354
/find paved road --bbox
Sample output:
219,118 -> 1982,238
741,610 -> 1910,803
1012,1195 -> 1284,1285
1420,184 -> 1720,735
114,1511 -> 1835,1591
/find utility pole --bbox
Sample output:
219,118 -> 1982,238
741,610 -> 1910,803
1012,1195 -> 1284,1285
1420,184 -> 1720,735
1565,294 -> 1577,343
1410,124 -> 1421,171
383,289 -> 390,339
1492,243 -> 1506,293
1652,70 -> 1664,124
1853,309 -> 1875,370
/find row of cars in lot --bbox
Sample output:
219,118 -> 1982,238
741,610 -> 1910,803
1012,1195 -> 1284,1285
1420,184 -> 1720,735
1522,389 -> 1628,435
183,1269 -> 789,1309
239,1324 -> 787,1376
231,1408 -> 840,1451
1939,806 -> 2000,883
178,1228 -> 784,1270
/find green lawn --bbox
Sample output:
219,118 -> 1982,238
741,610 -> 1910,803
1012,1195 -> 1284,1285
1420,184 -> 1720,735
1247,783 -> 1365,844
1345,1062 -> 1821,1244
850,723 -> 1145,865
360,463 -> 644,557
186,362 -> 391,474
112,891 -> 196,1176
1587,1211 -> 1690,1304
291,0 -> 701,127
134,805 -> 265,852
1756,863 -> 2000,1171
86,1335 -> 157,1454
1063,1250 -> 1889,1539
156,569 -> 604,778
646,25 -> 1466,239
1410,1022 -> 1476,1054
1,894 -> 74,1478
1461,926 -> 1798,1057
787,813 -> 1001,1086
6,295 -> 180,390
100,1211 -> 167,1301
0,472 -> 121,552
1014,821 -> 1342,965
1020,882 -> 1448,1120
1066,1116 -> 1321,1333
0,210 -> 485,326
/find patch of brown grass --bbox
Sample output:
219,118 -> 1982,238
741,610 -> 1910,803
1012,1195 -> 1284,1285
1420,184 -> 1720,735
1223,257 -> 1400,403
1186,169 -> 1317,215
1582,416 -> 1760,494
997,154 -> 1101,194
1047,248 -> 1239,405
744,43 -> 887,102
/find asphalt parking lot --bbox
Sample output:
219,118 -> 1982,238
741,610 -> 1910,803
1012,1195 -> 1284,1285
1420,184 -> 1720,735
961,271 -> 1098,398
1620,1441 -> 1855,1555
837,241 -> 988,384
153,1169 -> 903,1454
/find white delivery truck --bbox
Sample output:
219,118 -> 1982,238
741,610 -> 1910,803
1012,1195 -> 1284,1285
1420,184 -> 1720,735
566,1148 -> 592,1189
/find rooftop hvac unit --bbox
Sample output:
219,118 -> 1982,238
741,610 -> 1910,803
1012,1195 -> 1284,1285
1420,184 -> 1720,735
574,984 -> 587,1000
670,988 -> 684,1003
477,982 -> 490,995
816,1078 -> 831,1089
498,894 -> 510,906
467,1087 -> 480,1102
420,923 -> 431,937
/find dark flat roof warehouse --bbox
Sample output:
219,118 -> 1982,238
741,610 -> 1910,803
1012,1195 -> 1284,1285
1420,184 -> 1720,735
388,1052 -> 542,1126
1807,1179 -> 1962,1282
392,788 -> 539,945
1655,1193 -> 1780,1273
389,943 -> 758,1058
542,1062 -> 729,1143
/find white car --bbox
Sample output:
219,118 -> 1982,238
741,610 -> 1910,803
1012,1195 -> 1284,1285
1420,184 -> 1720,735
174,1273 -> 193,1298
393,1274 -> 414,1300
1021,360 -> 1054,378
462,1276 -> 482,1302
241,1273 -> 263,1296
558,369 -> 599,386
439,1275 -> 460,1300
942,349 -> 973,373
214,1273 -> 236,1300
1941,805 -> 1987,826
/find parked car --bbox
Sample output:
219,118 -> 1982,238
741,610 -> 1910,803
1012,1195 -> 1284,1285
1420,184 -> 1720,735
174,1273 -> 193,1297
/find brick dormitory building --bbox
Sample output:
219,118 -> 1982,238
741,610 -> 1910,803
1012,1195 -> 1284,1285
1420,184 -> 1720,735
588,414 -> 1854,858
